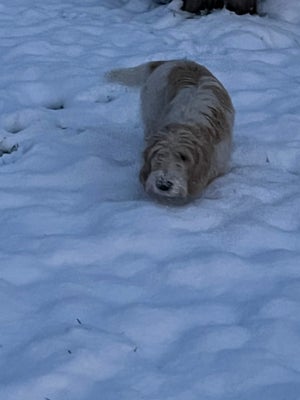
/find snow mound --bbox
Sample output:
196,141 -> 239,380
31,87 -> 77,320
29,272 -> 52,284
1,1 -> 300,399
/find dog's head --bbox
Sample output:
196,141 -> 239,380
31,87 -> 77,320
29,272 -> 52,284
139,125 -> 209,204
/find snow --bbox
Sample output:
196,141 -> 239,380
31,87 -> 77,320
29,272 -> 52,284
1,0 -> 300,399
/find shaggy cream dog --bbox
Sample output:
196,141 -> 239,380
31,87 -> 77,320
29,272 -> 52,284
107,59 -> 234,204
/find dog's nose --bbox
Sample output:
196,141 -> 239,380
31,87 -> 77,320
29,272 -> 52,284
156,178 -> 173,191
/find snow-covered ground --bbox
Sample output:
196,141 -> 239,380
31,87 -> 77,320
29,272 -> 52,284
1,0 -> 300,399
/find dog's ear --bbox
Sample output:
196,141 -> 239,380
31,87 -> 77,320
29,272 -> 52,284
139,146 -> 152,184
139,141 -> 161,184
139,160 -> 150,185
188,145 -> 209,196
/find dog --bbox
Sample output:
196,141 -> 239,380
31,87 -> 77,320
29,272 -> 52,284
107,59 -> 234,204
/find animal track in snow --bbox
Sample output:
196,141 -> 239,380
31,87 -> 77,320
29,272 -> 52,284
0,139 -> 18,156
44,100 -> 65,111
3,109 -> 42,134
2,105 -> 62,135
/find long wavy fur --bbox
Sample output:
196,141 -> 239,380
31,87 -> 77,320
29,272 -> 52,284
107,59 -> 234,202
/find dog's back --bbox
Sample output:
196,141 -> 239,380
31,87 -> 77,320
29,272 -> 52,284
139,60 -> 234,141
107,60 -> 234,139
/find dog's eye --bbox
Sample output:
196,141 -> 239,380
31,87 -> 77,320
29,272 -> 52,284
179,153 -> 188,162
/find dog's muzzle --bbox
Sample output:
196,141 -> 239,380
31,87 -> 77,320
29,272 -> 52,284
155,176 -> 173,192
145,170 -> 188,202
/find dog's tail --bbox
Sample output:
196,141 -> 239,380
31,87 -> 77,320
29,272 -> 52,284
105,60 -> 166,87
